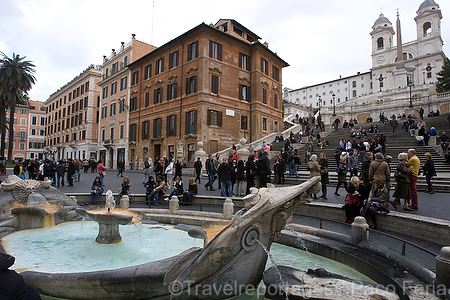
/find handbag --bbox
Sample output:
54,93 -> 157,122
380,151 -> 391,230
394,168 -> 405,178
102,171 -> 106,176
144,168 -> 149,175
320,167 -> 328,175
345,193 -> 359,206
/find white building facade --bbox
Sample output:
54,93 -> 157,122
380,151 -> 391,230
284,0 -> 447,120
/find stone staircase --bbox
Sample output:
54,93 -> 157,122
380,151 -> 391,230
269,113 -> 450,192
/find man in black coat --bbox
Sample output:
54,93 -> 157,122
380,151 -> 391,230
0,253 -> 41,299
194,157 -> 202,184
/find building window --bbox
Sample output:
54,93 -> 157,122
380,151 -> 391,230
167,115 -> 177,136
101,128 -> 105,142
187,41 -> 198,61
102,86 -> 108,99
40,117 -> 45,126
185,110 -> 197,134
154,87 -> 163,104
168,145 -> 174,161
169,50 -> 179,69
119,99 -> 125,113
274,121 -> 278,132
239,84 -> 251,101
261,58 -> 269,75
188,143 -> 195,162
101,106 -> 107,118
207,109 -> 222,127
40,129 -> 45,136
274,94 -> 278,109
131,71 -> 139,85
186,75 -> 197,95
144,64 -> 152,80
130,124 -> 137,141
153,118 -> 162,138
209,41 -> 222,61
120,76 -> 127,91
272,66 -> 280,81
20,109 -> 27,114
352,81 -> 356,88
233,25 -> 243,36
167,82 -> 177,100
123,56 -> 128,67
352,90 -> 357,97
239,53 -> 250,71
241,116 -> 247,130
31,128 -> 36,135
110,102 -> 116,116
211,75 -> 219,94
111,82 -> 117,95
20,118 -> 26,125
155,57 -> 164,75
262,88 -> 267,104
111,62 -> 118,75
19,143 -> 25,150
110,127 -> 114,140
142,121 -> 150,140
145,92 -> 150,107
262,117 -> 267,131
119,123 -> 124,139
130,97 -> 137,111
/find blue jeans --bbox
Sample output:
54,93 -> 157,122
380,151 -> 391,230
292,164 -> 298,178
75,169 -> 81,181
148,189 -> 163,205
99,173 -> 104,185
183,192 -> 196,203
167,189 -> 182,200
90,191 -> 102,203
221,180 -> 232,197
287,162 -> 294,175
57,174 -> 65,187
206,174 -> 215,190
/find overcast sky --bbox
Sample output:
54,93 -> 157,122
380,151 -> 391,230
1,0 -> 449,103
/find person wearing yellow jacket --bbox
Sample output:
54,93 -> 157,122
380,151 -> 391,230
406,149 -> 421,210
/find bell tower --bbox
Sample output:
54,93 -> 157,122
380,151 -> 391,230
414,0 -> 443,56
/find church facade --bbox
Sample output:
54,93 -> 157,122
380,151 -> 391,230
283,0 -> 447,120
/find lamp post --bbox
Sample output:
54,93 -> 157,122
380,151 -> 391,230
378,74 -> 383,92
332,93 -> 336,116
408,78 -> 414,108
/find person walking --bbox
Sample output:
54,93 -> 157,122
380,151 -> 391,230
97,159 -> 107,186
217,158 -> 233,197
245,154 -> 256,195
194,157 -> 202,184
204,155 -> 215,191
117,159 -> 125,177
308,154 -> 321,199
391,152 -> 413,211
142,158 -> 151,183
318,153 -> 329,199
234,160 -> 245,196
334,155 -> 348,196
56,160 -> 66,187
422,152 -> 437,194
213,153 -> 221,190
67,158 -> 75,187
406,149 -> 420,210
369,153 -> 390,186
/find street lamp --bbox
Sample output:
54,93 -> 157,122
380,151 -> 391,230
378,74 -> 384,92
332,93 -> 336,116
408,77 -> 414,108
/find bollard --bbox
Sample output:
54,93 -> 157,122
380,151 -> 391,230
120,195 -> 130,209
169,196 -> 179,214
436,246 -> 450,299
223,198 -> 234,219
351,216 -> 369,245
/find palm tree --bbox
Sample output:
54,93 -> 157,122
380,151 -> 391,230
0,52 -> 36,163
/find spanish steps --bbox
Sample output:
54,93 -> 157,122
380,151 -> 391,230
269,113 -> 450,192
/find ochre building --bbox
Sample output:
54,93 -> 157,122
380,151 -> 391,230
127,19 -> 288,167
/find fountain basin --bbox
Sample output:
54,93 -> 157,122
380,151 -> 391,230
75,208 -> 145,244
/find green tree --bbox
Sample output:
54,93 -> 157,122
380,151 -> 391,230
0,52 -> 36,163
436,57 -> 450,93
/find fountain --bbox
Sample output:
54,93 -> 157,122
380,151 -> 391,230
0,176 -> 442,299
75,190 -> 144,244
